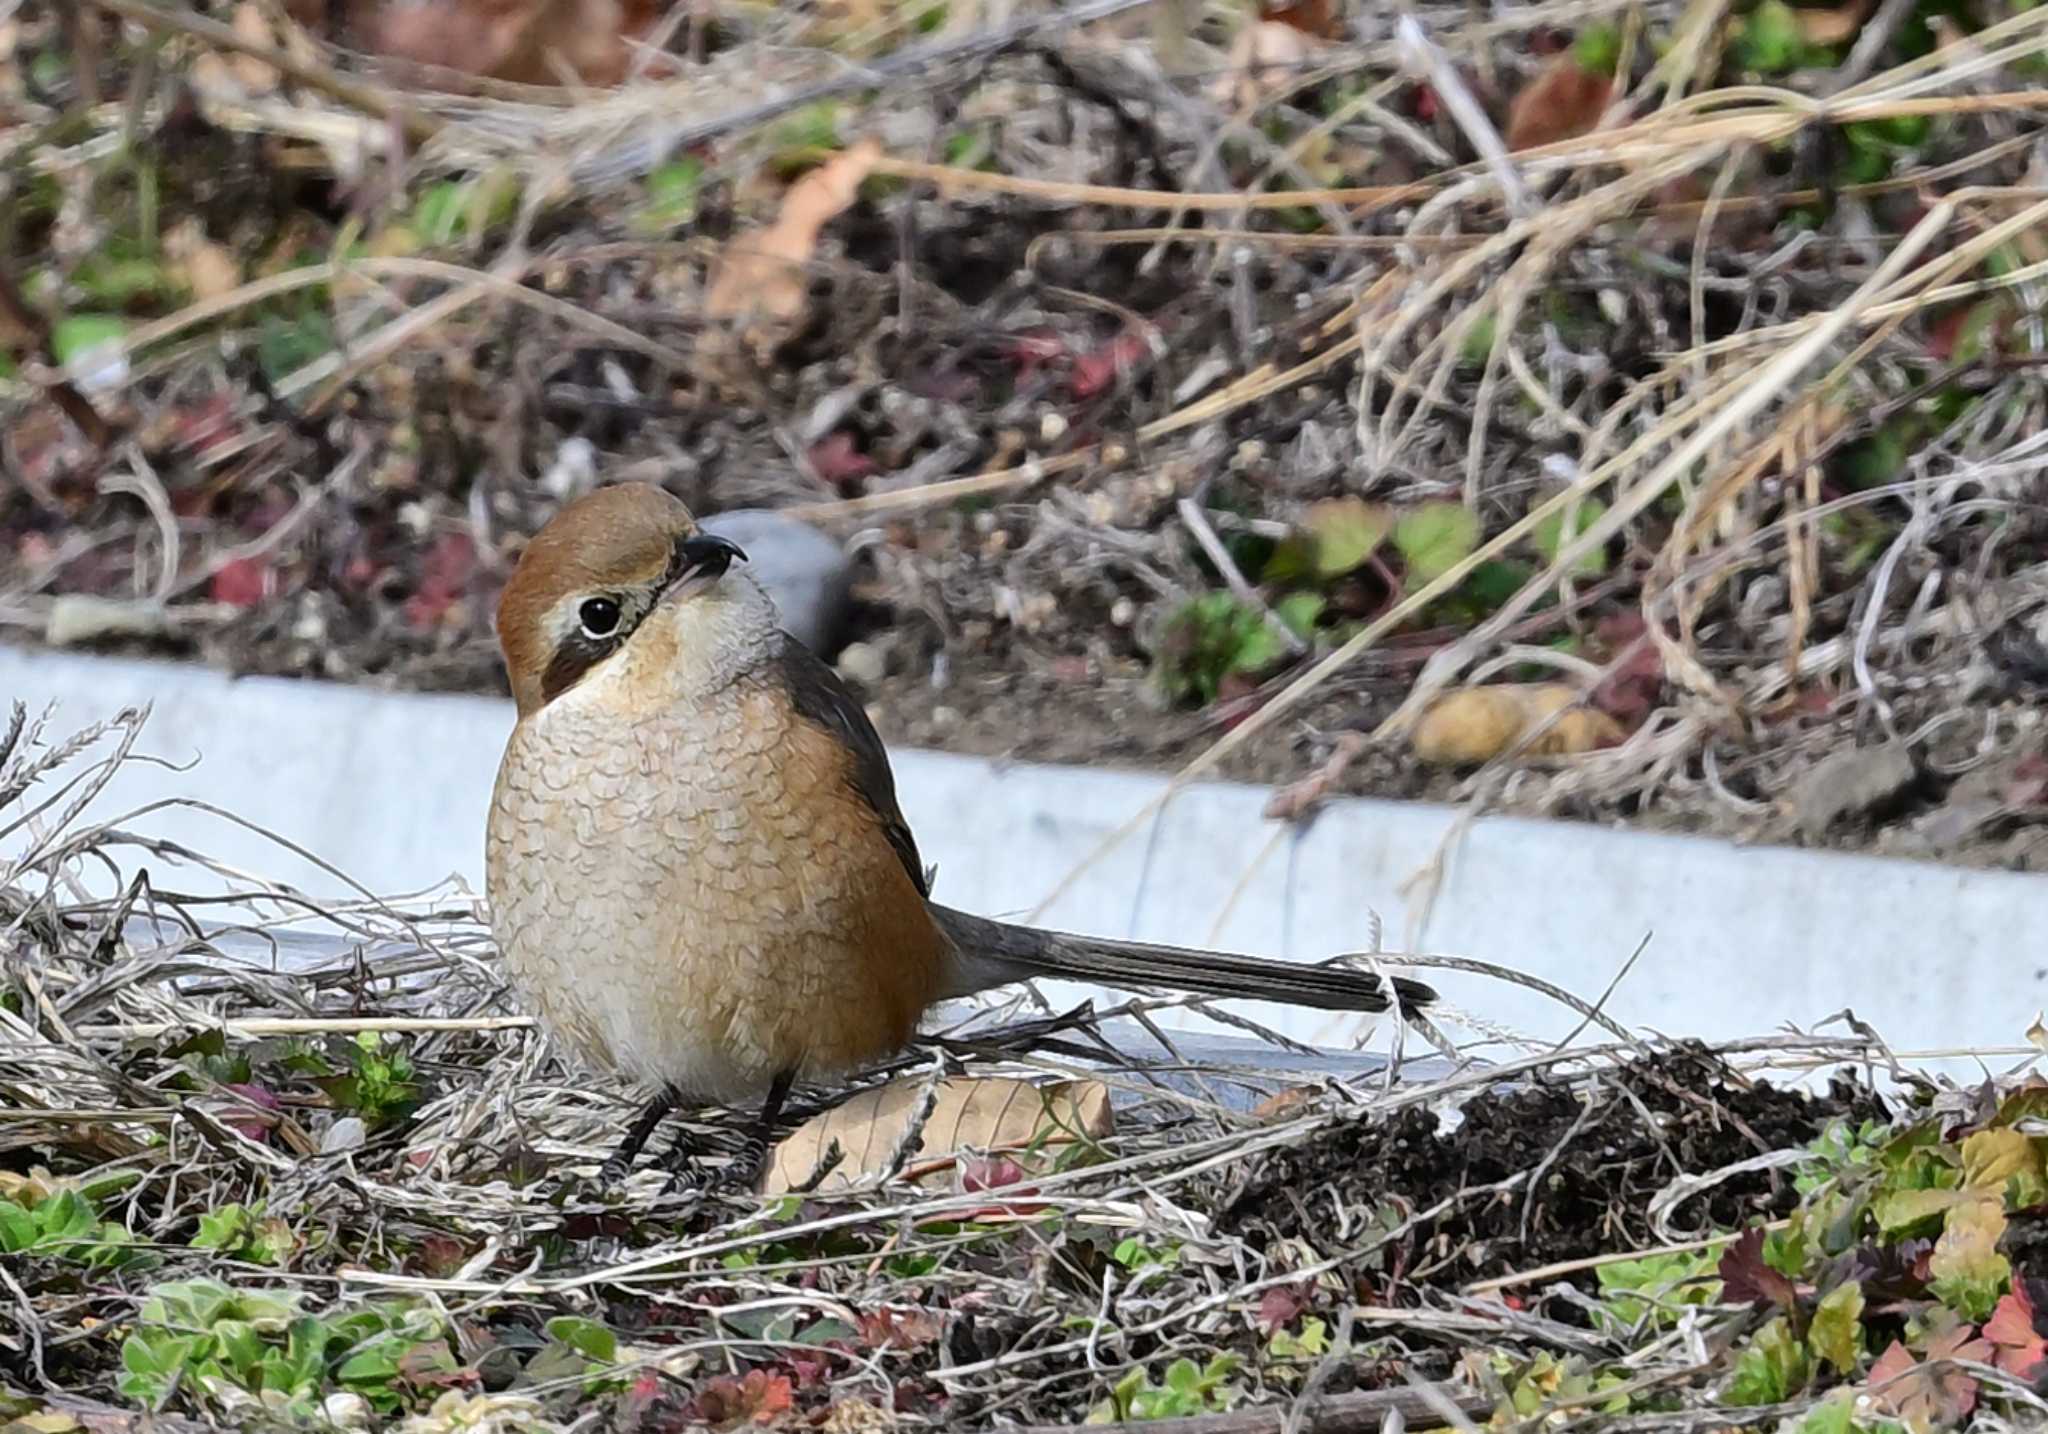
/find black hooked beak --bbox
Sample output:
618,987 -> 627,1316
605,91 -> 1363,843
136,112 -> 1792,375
665,532 -> 748,591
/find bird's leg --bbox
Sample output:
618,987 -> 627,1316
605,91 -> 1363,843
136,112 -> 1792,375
666,1069 -> 796,1196
600,1087 -> 681,1183
723,1068 -> 796,1192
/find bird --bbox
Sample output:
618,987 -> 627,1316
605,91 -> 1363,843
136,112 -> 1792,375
485,483 -> 1437,1186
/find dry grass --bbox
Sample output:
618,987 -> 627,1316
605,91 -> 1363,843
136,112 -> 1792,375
5,708 -> 2042,1430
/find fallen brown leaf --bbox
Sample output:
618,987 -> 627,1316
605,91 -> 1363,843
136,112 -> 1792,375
1411,683 -> 1622,766
366,0 -> 641,86
761,1075 -> 1109,1194
1211,20 -> 1320,111
1795,0 -> 1874,46
1505,51 -> 1612,151
1258,0 -> 1339,40
165,218 -> 243,302
229,2 -> 282,90
704,140 -> 881,362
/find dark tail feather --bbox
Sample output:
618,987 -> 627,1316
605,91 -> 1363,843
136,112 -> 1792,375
932,905 -> 1436,1014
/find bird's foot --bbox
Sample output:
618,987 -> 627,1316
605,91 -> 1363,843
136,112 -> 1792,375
597,1089 -> 682,1187
659,1136 -> 767,1199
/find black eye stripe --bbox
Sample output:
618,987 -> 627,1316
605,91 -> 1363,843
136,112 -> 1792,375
541,592 -> 637,705
540,631 -> 620,704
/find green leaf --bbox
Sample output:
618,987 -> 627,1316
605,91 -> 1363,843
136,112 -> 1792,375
335,1345 -> 402,1387
1726,1317 -> 1810,1405
1267,1316 -> 1329,1359
1573,23 -> 1620,74
1278,497 -> 1392,580
1875,1186 -> 1967,1238
50,314 -> 126,366
1531,497 -> 1609,577
1735,0 -> 1804,72
1834,425 -> 1913,490
1273,592 -> 1324,640
193,1205 -> 252,1252
545,1316 -> 618,1364
119,1329 -> 205,1401
635,159 -> 705,235
256,311 -> 337,384
1394,502 -> 1481,586
213,1320 -> 265,1382
1961,1127 -> 2046,1207
1810,1280 -> 1865,1374
1796,1389 -> 1862,1434
0,1202 -> 34,1253
1929,1194 -> 2011,1320
73,256 -> 175,305
1152,593 -> 1297,705
1457,310 -> 1497,368
1592,1249 -> 1722,1333
143,1278 -> 240,1331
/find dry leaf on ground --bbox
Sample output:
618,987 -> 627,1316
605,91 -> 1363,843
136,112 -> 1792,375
1259,0 -> 1340,40
1796,0 -> 1874,45
1506,52 -> 1612,151
229,3 -> 282,90
704,140 -> 882,361
1410,682 -> 1622,766
165,219 -> 243,301
367,0 -> 639,86
1211,20 -> 1321,111
761,1075 -> 1110,1194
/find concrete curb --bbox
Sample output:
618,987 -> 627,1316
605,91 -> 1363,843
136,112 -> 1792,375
4,643 -> 2043,1056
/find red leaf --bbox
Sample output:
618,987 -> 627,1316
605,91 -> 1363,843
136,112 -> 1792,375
168,394 -> 241,458
1718,1227 -> 1797,1310
1506,53 -> 1611,152
1590,612 -> 1666,723
1004,329 -> 1067,380
1873,1323 -> 1993,1426
856,1308 -> 943,1350
1987,1282 -> 2048,1379
1411,83 -> 1440,121
412,1234 -> 469,1278
806,431 -> 880,490
1256,1283 -> 1312,1332
692,1368 -> 794,1427
403,531 -> 478,631
1070,331 -> 1149,400
2006,753 -> 2048,809
220,1081 -> 281,1141
960,1156 -> 1027,1192
210,557 -> 277,609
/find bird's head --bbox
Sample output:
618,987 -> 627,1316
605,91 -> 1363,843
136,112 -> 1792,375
496,484 -> 768,717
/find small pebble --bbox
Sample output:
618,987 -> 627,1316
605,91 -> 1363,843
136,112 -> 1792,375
323,1116 -> 367,1154
700,508 -> 854,656
836,640 -> 887,688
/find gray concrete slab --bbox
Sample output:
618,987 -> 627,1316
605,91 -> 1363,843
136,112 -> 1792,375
5,642 -> 2044,1056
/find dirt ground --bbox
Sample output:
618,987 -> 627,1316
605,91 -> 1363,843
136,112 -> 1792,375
7,0 -> 2048,878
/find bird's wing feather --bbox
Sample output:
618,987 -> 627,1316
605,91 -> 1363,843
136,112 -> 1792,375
772,636 -> 930,898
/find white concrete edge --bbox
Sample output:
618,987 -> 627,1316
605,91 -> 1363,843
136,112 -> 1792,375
3,642 -> 2045,1067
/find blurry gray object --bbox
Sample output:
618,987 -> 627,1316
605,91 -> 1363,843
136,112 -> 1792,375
698,508 -> 853,656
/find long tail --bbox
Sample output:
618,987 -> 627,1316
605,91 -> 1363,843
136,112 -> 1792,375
931,905 -> 1436,1014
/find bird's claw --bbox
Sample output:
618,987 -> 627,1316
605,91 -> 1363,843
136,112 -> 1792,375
663,1141 -> 766,1199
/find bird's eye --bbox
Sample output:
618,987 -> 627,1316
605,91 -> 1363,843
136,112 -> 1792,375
578,597 -> 622,639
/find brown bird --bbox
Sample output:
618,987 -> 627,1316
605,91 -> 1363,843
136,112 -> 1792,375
486,483 -> 1436,1184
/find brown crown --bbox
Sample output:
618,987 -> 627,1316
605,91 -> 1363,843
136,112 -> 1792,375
496,484 -> 697,716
